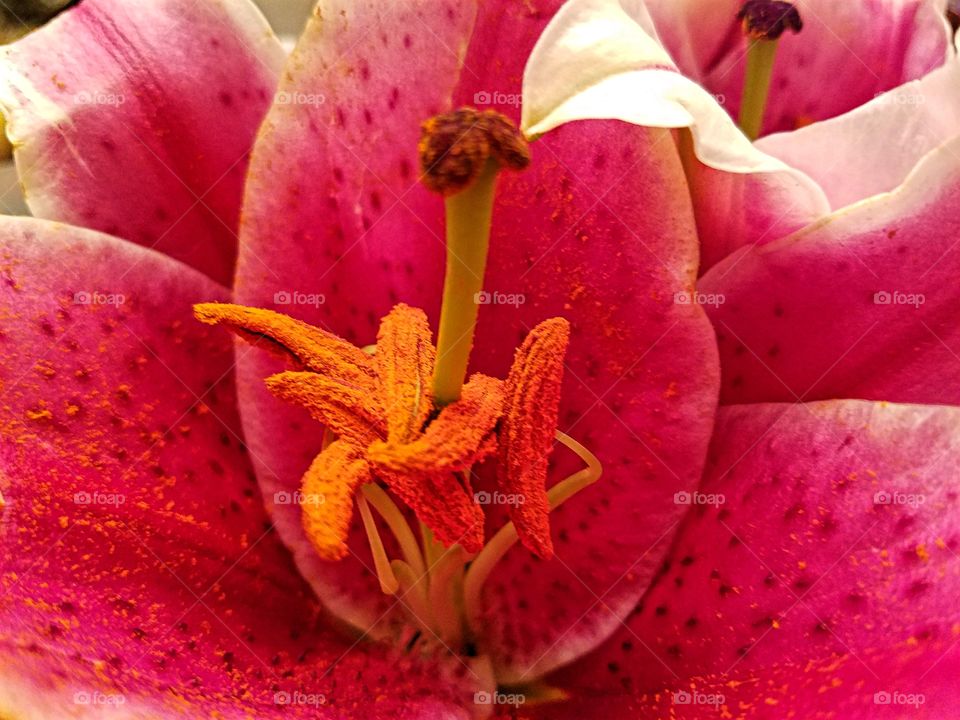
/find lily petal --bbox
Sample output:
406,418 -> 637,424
756,50 -> 960,210
233,0 -> 476,633
532,644 -> 960,718
466,119 -> 719,682
0,218 -> 467,718
521,0 -> 830,270
234,0 -> 720,680
702,134 -> 960,405
0,0 -> 285,285
551,400 -> 960,700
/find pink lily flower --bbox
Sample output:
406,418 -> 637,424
0,1 -> 957,719
516,1 -> 960,716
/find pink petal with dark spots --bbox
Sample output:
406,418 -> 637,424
521,0 -> 830,272
236,0 -> 720,681
0,218 -> 467,718
234,0 -> 476,636
701,134 -> 960,405
0,0 -> 285,285
549,401 -> 960,709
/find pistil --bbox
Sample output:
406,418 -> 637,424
418,108 -> 530,404
736,1 -> 802,140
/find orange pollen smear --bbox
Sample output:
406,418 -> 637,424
194,301 -> 571,563
418,107 -> 531,196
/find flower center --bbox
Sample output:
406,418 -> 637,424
193,108 -> 602,697
736,1 -> 803,139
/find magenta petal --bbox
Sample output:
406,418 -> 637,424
550,400 -> 960,700
701,135 -> 960,404
447,6 -> 719,677
237,0 -> 719,678
535,644 -> 960,718
700,0 -> 952,134
0,0 -> 284,285
464,120 -> 719,682
234,0 -> 476,633
0,219 -> 466,718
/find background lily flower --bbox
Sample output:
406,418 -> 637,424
524,0 -> 957,269
645,0 -> 952,135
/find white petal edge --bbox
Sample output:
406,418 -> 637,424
521,0 -> 828,199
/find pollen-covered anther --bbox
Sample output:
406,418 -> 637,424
497,317 -> 571,559
418,107 -> 531,196
737,0 -> 802,40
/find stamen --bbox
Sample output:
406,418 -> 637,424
427,545 -> 468,648
375,304 -> 436,444
736,1 -> 803,140
367,374 -> 504,474
300,441 -> 373,561
462,431 -> 602,638
265,371 -> 383,447
361,484 -> 427,578
194,303 -> 375,389
390,559 -> 431,632
378,466 -> 485,553
357,491 -> 400,595
497,318 -> 571,558
420,108 -> 531,405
